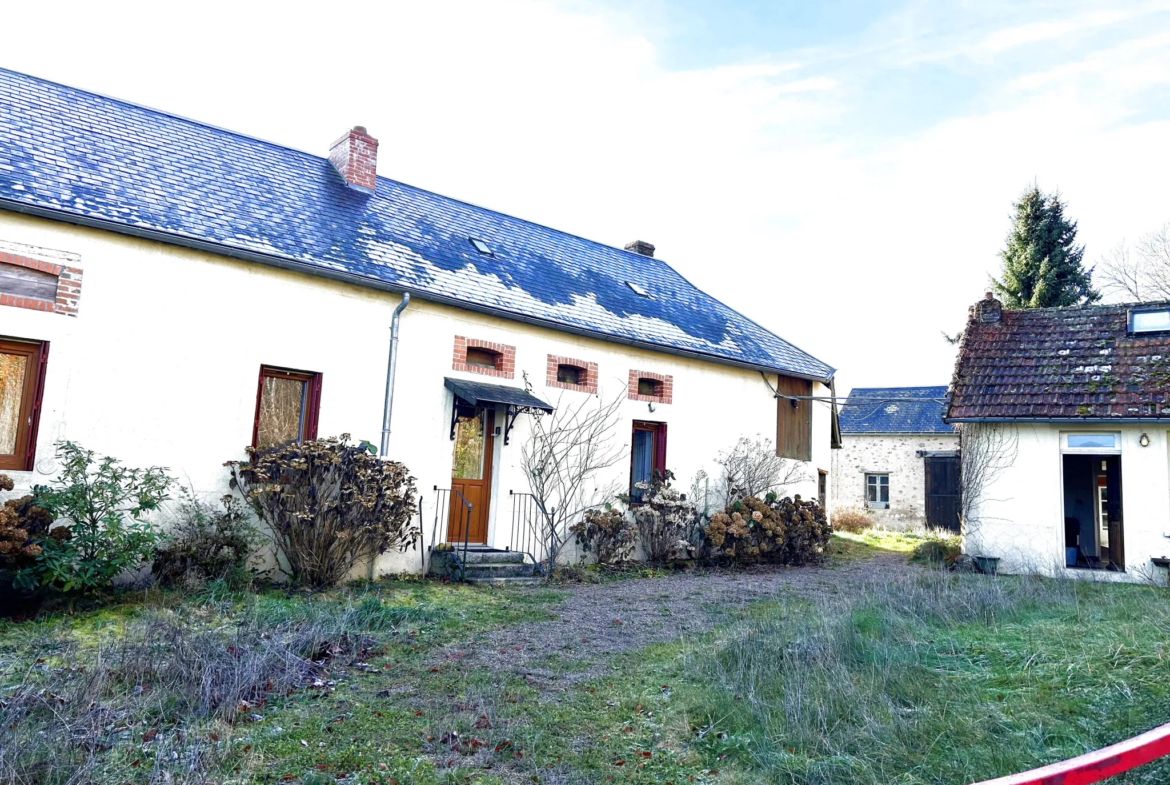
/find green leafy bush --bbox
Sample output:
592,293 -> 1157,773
227,434 -> 419,587
704,494 -> 830,565
911,532 -> 962,566
570,507 -> 636,564
24,442 -> 171,594
152,486 -> 262,589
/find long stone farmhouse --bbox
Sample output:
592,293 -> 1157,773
948,293 -> 1170,582
0,68 -> 836,574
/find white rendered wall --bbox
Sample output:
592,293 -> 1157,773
964,423 -> 1170,583
0,211 -> 834,575
831,433 -> 960,530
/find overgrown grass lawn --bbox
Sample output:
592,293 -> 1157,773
4,567 -> 1170,784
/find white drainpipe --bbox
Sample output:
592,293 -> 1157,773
380,293 -> 411,457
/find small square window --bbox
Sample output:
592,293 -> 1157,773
557,364 -> 582,385
465,347 -> 501,369
637,378 -> 662,397
865,473 -> 889,509
469,237 -> 492,255
626,281 -> 649,297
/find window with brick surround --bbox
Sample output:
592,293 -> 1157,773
0,338 -> 49,472
627,370 -> 672,404
252,366 -> 322,450
0,252 -> 83,317
546,354 -> 598,393
452,336 -> 516,379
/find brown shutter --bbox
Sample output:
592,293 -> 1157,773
304,373 -> 323,441
775,375 -> 812,461
654,422 -> 668,476
23,342 -> 49,471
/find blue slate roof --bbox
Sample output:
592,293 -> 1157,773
839,386 -> 955,434
0,68 -> 833,381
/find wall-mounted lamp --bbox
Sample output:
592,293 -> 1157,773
647,402 -> 656,413
1140,432 -> 1151,447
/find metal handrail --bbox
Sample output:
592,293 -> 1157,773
431,485 -> 473,581
509,491 -> 554,575
417,496 -> 426,574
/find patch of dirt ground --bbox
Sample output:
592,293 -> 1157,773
440,552 -> 914,693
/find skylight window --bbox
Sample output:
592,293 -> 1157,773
1131,308 -> 1170,333
626,281 -> 649,297
468,237 -> 492,255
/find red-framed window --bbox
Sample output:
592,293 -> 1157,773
0,338 -> 49,472
628,369 -> 673,404
546,354 -> 598,394
630,420 -> 667,503
251,366 -> 322,450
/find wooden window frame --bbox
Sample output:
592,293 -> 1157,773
0,338 -> 49,472
629,420 -> 668,503
452,336 -> 516,379
251,365 -> 322,449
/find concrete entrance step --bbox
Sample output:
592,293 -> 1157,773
428,546 -> 538,581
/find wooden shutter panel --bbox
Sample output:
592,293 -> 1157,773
304,373 -> 323,441
23,342 -> 49,471
654,422 -> 668,477
775,375 -> 812,461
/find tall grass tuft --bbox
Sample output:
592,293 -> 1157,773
684,570 -> 1170,784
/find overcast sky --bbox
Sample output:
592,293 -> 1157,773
5,0 -> 1170,394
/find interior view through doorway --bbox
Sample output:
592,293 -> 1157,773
1062,433 -> 1123,571
449,404 -> 494,545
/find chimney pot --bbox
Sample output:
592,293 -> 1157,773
329,126 -> 379,194
624,240 -> 655,258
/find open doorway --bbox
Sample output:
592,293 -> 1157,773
1061,433 -> 1123,571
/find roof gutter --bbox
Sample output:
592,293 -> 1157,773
946,417 -> 1170,424
0,199 -> 835,384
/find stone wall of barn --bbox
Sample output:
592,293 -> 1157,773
831,433 -> 959,530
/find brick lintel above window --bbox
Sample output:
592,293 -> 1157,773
547,354 -> 598,393
627,369 -> 672,404
452,335 -> 516,379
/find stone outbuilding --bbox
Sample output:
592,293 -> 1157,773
831,386 -> 959,530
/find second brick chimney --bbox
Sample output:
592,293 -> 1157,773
329,126 -> 379,194
624,240 -> 655,258
975,291 -> 1002,323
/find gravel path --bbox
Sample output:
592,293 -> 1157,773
440,552 -> 913,694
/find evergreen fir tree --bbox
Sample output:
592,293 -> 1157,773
992,185 -> 1100,308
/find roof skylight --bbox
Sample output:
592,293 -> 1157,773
626,281 -> 649,297
1130,308 -> 1170,333
468,237 -> 492,255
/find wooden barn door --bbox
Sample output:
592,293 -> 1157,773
924,455 -> 961,532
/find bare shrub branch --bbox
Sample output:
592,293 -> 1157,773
715,435 -> 808,507
958,423 -> 1019,536
520,387 -> 627,567
1097,222 -> 1170,302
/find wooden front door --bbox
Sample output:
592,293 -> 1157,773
448,408 -> 494,544
924,455 -> 961,533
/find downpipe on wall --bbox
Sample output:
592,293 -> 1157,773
380,292 -> 411,458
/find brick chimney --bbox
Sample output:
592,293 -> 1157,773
624,240 -> 655,257
328,126 -> 379,194
975,291 -> 1002,323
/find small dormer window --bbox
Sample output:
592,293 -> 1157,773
626,281 -> 649,297
465,347 -> 501,368
1130,308 -> 1170,334
469,237 -> 492,255
637,377 -> 662,397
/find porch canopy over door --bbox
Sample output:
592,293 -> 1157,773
443,377 -> 554,446
443,378 -> 553,545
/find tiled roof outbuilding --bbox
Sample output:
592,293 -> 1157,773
839,386 -> 954,434
947,295 -> 1170,420
0,68 -> 833,381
